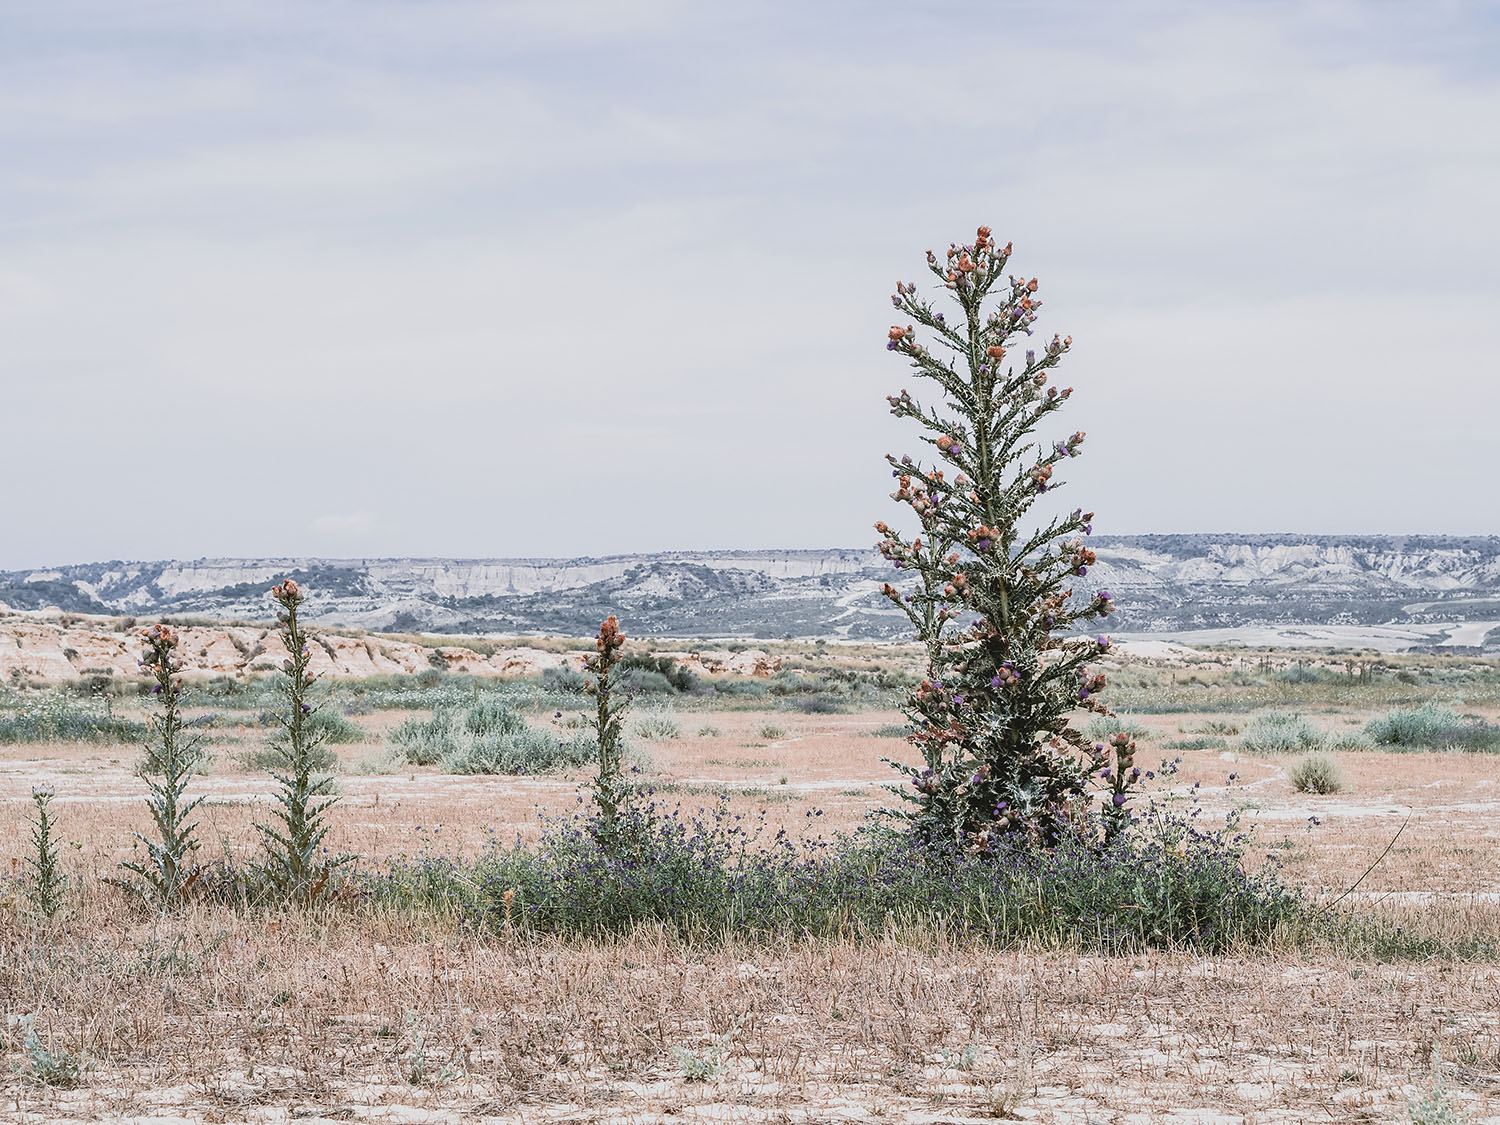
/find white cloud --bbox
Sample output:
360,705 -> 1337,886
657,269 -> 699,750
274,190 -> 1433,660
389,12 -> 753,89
1,0 -> 1497,567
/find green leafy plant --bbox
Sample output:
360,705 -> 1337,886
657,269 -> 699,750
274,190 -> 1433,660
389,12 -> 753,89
256,580 -> 350,904
877,226 -> 1135,845
13,1013 -> 84,1087
24,786 -> 65,918
670,1015 -> 743,1082
117,624 -> 204,906
631,709 -> 682,740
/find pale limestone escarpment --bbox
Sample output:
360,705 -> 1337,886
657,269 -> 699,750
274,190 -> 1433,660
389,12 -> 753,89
0,610 -> 762,683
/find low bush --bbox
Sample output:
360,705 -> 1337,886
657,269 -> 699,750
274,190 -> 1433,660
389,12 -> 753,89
1365,703 -> 1500,751
388,697 -> 594,775
757,723 -> 787,740
1241,712 -> 1325,754
238,740 -> 339,774
376,799 -> 1310,952
632,711 -> 683,740
1288,752 -> 1343,794
617,655 -> 698,694
1084,715 -> 1151,741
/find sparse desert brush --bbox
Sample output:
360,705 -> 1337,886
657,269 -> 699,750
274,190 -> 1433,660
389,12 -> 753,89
0,691 -> 144,745
389,695 -> 591,774
1288,752 -> 1343,794
255,580 -> 350,903
1241,712 -> 1326,754
379,797 -> 1307,951
632,709 -> 683,740
1085,714 -> 1150,741
878,226 -> 1139,843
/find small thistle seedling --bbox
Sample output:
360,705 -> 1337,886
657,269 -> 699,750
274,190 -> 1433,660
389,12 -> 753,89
671,1016 -> 743,1082
878,226 -> 1142,847
584,615 -> 631,842
117,623 -> 204,906
25,787 -> 65,918
256,580 -> 350,904
13,1013 -> 84,1087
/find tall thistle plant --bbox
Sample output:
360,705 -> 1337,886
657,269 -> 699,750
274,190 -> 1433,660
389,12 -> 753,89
26,786 -> 65,918
878,226 -> 1141,848
584,615 -> 631,842
119,624 -> 204,905
257,580 -> 348,903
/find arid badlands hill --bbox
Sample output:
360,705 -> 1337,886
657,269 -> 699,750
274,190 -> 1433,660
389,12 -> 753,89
4,535 -> 1500,648
0,607 -> 786,685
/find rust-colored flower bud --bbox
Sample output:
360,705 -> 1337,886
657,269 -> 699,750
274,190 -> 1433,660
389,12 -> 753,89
986,345 -> 1005,359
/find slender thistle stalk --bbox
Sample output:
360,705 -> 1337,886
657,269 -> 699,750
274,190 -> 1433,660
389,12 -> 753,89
879,226 -> 1142,848
256,580 -> 349,904
584,615 -> 631,844
118,623 -> 204,906
26,786 -> 65,918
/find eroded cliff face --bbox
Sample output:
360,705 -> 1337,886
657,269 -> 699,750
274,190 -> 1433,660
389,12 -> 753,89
0,608 -> 787,684
4,536 -> 1500,640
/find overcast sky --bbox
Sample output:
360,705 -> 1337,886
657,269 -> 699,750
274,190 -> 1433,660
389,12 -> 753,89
2,0 -> 1497,570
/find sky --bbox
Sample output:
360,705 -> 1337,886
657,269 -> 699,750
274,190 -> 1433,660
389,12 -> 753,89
2,0 -> 1498,570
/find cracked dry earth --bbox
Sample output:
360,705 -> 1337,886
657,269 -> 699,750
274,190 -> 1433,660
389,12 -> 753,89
6,705 -> 1500,1122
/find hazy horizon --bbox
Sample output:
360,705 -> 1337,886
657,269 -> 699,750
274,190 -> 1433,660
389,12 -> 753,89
13,529 -> 1500,576
4,1 -> 1498,571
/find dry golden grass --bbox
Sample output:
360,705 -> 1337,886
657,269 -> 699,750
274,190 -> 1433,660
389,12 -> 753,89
7,653 -> 1500,1120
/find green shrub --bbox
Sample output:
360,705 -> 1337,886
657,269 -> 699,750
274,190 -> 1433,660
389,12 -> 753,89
1327,728 -> 1373,751
696,725 -> 721,738
1195,720 -> 1240,736
389,697 -> 594,775
757,723 -> 787,740
238,741 -> 339,773
1163,736 -> 1226,751
439,728 -> 594,775
1287,752 -> 1343,795
617,654 -> 698,693
613,668 -> 676,695
1241,712 -> 1326,754
632,710 -> 683,740
376,800 -> 1310,952
1084,715 -> 1150,741
540,665 -> 586,692
1273,664 -> 1336,684
1365,703 -> 1500,751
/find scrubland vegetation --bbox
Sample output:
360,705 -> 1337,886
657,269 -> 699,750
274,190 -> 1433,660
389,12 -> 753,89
6,641 -> 1500,1120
